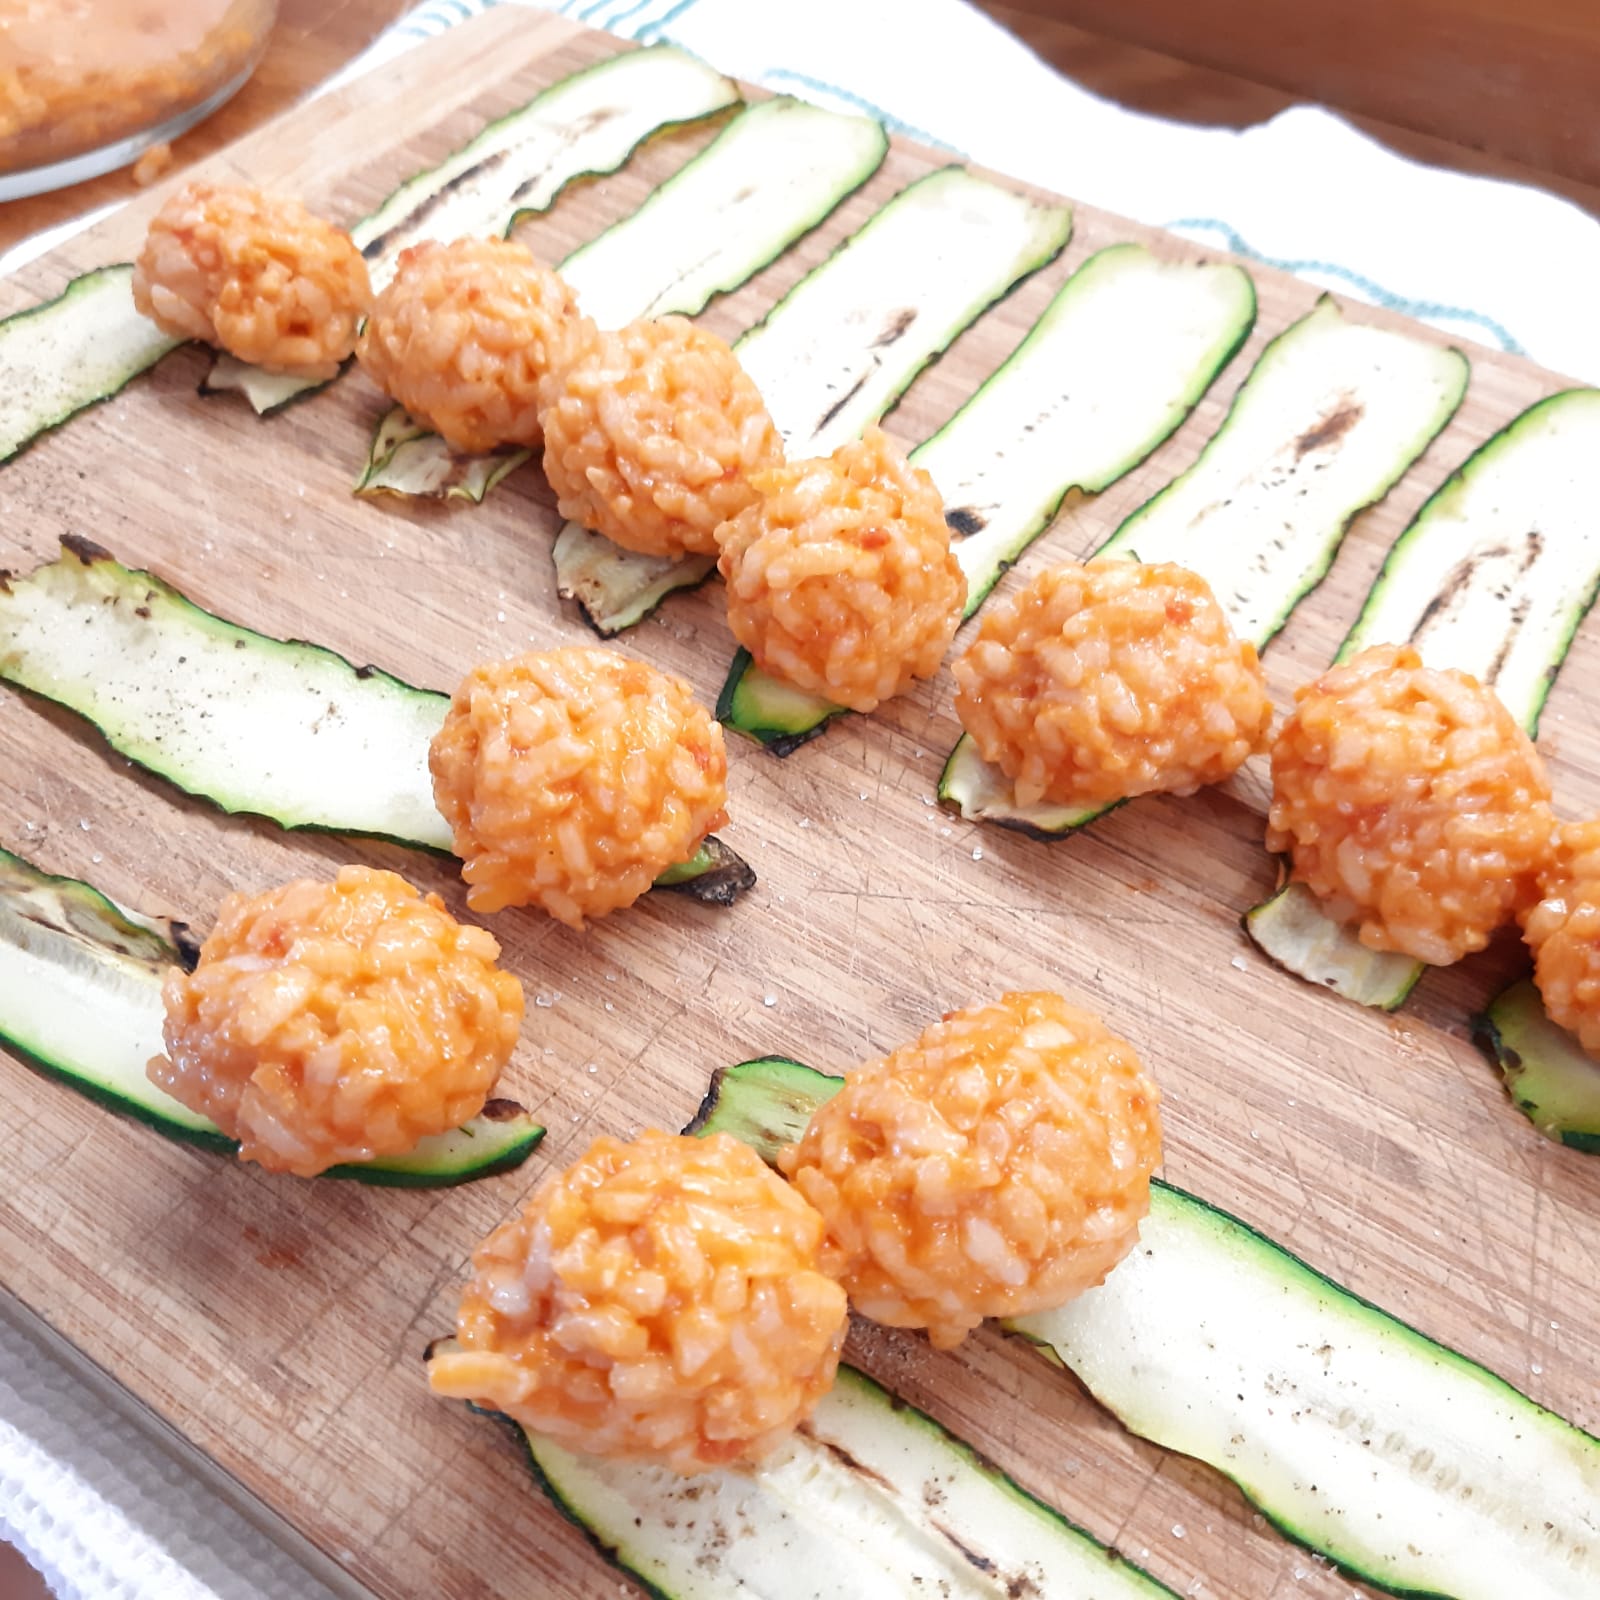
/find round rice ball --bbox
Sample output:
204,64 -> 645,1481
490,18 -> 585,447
953,559 -> 1272,808
539,315 -> 783,558
1268,643 -> 1555,965
428,647 -> 729,926
427,1130 -> 849,1474
779,992 -> 1162,1350
133,181 -> 371,379
356,237 -> 587,453
150,866 -> 522,1177
716,426 -> 966,712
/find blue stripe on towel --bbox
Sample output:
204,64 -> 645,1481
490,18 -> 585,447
1167,217 -> 1523,353
758,69 -> 957,151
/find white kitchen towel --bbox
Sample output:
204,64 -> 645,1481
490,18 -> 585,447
0,1302 -> 342,1600
4,0 -> 1599,376
3,3 -> 1599,1596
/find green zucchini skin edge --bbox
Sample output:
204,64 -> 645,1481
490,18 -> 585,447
0,540 -> 752,902
0,266 -> 184,467
688,1055 -> 1600,1600
1473,980 -> 1600,1154
555,95 -> 889,328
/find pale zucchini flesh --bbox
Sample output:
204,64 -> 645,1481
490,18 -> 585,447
559,165 -> 1075,635
936,733 -> 1113,835
360,94 -> 887,500
0,542 -> 752,902
692,1056 -> 1600,1600
1475,980 -> 1600,1154
719,244 -> 1258,752
1248,387 -> 1600,1006
0,267 -> 182,464
950,297 -> 1469,836
0,847 -> 544,1184
448,1355 -> 1177,1599
206,44 -> 742,410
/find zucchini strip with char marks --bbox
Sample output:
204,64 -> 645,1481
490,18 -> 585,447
205,43 -> 743,413
690,1055 -> 1600,1600
359,94 -> 888,499
0,847 -> 542,1183
719,243 -> 1257,754
436,1349 -> 1179,1599
942,297 -> 1469,835
556,164 -> 1076,635
0,541 -> 752,904
0,48 -> 738,449
1247,387 -> 1600,1009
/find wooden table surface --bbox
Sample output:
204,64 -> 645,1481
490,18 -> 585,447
4,0 -> 1596,258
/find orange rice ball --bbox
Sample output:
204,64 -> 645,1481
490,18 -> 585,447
779,992 -> 1162,1350
428,1130 -> 848,1474
356,238 -> 587,454
716,426 -> 967,712
149,866 -> 523,1178
133,181 -> 371,379
1524,821 -> 1600,1058
1268,644 -> 1555,966
428,647 -> 729,926
539,315 -> 784,560
953,559 -> 1272,808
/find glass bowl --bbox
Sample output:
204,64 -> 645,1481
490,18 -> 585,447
0,0 -> 279,201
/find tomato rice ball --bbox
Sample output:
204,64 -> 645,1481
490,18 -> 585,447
779,992 -> 1162,1350
428,1130 -> 849,1474
1267,643 -> 1555,966
356,237 -> 587,454
1524,820 -> 1600,1058
428,647 -> 729,926
952,559 -> 1272,808
539,315 -> 784,559
716,426 -> 966,712
133,182 -> 371,379
150,866 -> 523,1178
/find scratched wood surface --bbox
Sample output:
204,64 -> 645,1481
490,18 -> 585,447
1,11 -> 1596,1599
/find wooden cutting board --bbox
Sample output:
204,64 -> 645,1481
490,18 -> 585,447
2,10 -> 1595,1598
